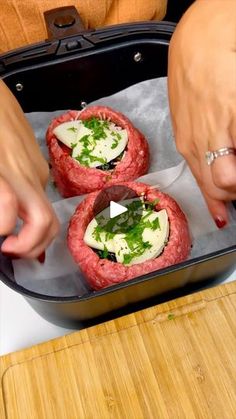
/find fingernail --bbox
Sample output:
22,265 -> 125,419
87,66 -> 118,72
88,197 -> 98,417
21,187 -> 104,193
1,252 -> 20,260
214,217 -> 227,229
37,252 -> 45,264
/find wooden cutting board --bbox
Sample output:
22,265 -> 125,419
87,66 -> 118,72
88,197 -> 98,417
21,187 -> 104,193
1,281 -> 236,419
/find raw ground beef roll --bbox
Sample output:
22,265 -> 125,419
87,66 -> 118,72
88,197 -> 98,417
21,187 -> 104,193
46,106 -> 149,197
67,182 -> 191,290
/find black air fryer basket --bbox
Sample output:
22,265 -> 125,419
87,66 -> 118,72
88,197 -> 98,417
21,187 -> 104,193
0,7 -> 235,327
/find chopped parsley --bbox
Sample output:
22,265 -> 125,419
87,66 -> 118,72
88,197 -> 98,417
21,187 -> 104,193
167,313 -> 175,320
98,245 -> 109,259
92,218 -> 116,243
111,132 -> 122,149
111,137 -> 119,149
82,117 -> 108,141
98,150 -> 124,171
151,217 -> 160,231
92,200 -> 162,265
70,117 -> 125,169
122,214 -> 161,263
75,150 -> 107,167
79,134 -> 91,148
144,198 -> 159,210
123,253 -> 133,265
96,249 -> 117,262
122,218 -> 154,264
93,225 -> 103,242
70,142 -> 77,150
67,126 -> 78,133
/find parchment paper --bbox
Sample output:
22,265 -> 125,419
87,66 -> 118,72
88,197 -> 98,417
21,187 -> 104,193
12,78 -> 236,296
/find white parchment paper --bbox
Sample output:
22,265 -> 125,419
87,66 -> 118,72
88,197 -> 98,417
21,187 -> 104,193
13,78 -> 236,296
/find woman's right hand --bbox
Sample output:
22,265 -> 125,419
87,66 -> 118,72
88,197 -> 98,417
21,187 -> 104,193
0,80 -> 59,259
168,0 -> 236,228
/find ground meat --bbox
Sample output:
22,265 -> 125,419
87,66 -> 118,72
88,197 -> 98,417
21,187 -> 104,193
46,106 -> 149,197
67,182 -> 191,290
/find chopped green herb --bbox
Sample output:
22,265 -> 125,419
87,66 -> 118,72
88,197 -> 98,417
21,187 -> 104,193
142,210 -> 153,221
92,218 -> 116,243
144,198 -> 159,210
101,245 -> 109,259
75,152 -> 107,167
79,134 -> 91,148
73,117 -> 125,168
152,198 -> 159,207
167,313 -> 175,320
105,231 -> 115,241
91,198 -> 162,265
67,126 -> 78,133
97,150 -> 125,170
70,142 -> 77,149
151,217 -> 160,231
111,131 -> 122,149
123,253 -> 133,265
82,117 -> 108,141
92,225 -> 103,242
96,248 -> 117,262
111,137 -> 119,149
91,200 -> 155,266
119,200 -> 163,264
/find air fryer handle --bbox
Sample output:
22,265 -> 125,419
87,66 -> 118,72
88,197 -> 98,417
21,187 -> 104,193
44,6 -> 86,40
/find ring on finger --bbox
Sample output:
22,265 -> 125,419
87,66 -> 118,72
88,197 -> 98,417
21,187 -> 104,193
205,147 -> 236,166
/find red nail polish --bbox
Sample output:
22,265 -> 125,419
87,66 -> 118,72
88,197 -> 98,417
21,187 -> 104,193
214,217 -> 227,229
37,252 -> 46,264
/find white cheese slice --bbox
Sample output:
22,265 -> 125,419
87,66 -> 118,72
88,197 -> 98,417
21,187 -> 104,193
72,125 -> 128,168
113,209 -> 169,266
53,119 -> 128,168
53,121 -> 83,148
84,209 -> 116,253
83,198 -> 142,252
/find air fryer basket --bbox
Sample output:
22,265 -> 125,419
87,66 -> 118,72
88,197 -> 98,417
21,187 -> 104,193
0,17 -> 235,327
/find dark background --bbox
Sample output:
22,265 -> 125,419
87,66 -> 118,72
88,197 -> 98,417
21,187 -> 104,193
165,0 -> 195,22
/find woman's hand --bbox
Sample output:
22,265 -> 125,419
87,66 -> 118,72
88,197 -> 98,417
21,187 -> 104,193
0,80 -> 59,258
168,0 -> 236,228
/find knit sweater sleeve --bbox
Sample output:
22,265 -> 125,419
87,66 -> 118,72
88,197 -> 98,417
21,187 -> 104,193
0,0 -> 167,53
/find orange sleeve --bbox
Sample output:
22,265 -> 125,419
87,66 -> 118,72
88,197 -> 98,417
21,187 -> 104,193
104,0 -> 167,25
0,0 -> 167,53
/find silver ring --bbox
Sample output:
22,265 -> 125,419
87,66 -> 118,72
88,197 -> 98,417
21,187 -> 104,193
205,147 -> 236,166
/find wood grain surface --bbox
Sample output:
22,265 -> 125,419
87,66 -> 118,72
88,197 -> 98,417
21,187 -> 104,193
1,282 -> 236,419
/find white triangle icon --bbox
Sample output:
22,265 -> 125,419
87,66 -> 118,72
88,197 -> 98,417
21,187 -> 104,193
110,201 -> 128,219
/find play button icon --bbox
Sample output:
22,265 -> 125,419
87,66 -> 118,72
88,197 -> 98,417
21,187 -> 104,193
93,185 -> 144,234
110,201 -> 128,219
